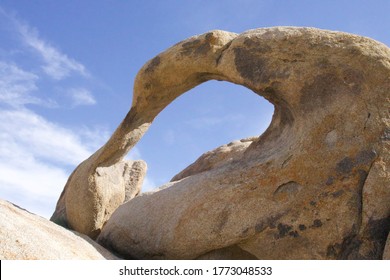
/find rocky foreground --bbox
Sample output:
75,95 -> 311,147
1,27 -> 389,259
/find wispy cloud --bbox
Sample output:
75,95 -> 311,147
0,109 -> 93,165
0,6 -> 156,218
0,8 -> 102,217
0,61 -> 40,107
14,19 -> 89,80
0,7 -> 95,108
68,87 -> 96,107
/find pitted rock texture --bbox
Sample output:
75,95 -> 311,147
51,159 -> 146,238
0,199 -> 119,259
94,27 -> 389,260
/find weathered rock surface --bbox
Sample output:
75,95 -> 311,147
51,159 -> 146,238
0,199 -> 119,259
95,27 -> 389,259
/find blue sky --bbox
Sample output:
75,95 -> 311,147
0,0 -> 389,218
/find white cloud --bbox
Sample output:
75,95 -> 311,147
68,87 -> 96,107
8,13 -> 88,80
0,108 -> 110,218
0,61 -> 41,107
0,10 -> 102,218
0,7 -> 157,219
0,109 -> 93,166
0,153 -> 69,204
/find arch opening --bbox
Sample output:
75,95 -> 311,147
130,80 -> 274,191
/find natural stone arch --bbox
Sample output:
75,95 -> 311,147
53,27 -> 389,259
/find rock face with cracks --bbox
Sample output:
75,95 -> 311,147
48,27 -> 389,259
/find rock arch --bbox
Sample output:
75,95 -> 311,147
52,27 -> 390,259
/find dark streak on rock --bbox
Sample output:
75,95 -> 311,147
277,223 -> 292,238
335,149 -> 376,176
144,83 -> 152,90
255,223 -> 265,233
331,190 -> 344,198
336,157 -> 354,174
312,219 -> 323,228
363,112 -> 371,130
243,38 -> 272,52
356,169 -> 368,221
289,230 -> 299,238
328,218 -> 390,259
216,39 -> 233,65
325,176 -> 334,186
144,56 -> 161,73
181,38 -> 211,56
234,44 -> 290,85
215,207 -> 230,233
300,73 -> 345,112
326,243 -> 341,258
234,48 -> 268,83
339,234 -> 363,259
281,154 -> 293,168
241,227 -> 250,236
274,181 -> 303,196
342,68 -> 364,94
254,212 -> 287,235
363,218 -> 390,259
329,224 -> 361,259
268,212 -> 286,229
367,218 -> 390,245
355,150 -> 377,166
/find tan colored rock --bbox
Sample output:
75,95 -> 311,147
96,27 -> 389,259
51,159 -> 146,238
0,199 -> 119,259
172,137 -> 255,181
51,31 -> 236,238
124,160 -> 147,202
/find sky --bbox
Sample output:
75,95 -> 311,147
0,0 -> 389,219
